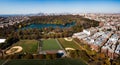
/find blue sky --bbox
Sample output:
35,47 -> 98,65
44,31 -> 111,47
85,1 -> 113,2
0,0 -> 120,14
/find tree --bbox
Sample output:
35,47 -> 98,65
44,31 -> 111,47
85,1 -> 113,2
23,53 -> 33,59
0,37 -> 19,49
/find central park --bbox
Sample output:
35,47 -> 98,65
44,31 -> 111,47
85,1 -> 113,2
0,15 -> 114,65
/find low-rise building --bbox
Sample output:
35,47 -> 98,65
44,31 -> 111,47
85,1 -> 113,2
73,13 -> 120,59
0,39 -> 6,43
83,27 -> 98,36
101,34 -> 119,59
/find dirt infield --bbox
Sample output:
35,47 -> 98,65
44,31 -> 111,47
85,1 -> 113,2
65,47 -> 75,50
6,46 -> 23,55
64,37 -> 73,41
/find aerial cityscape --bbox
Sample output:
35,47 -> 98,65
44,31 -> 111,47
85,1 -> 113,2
0,0 -> 120,65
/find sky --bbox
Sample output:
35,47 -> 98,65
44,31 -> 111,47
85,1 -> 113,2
0,0 -> 120,14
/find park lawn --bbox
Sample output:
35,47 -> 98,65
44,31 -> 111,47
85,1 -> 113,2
4,58 -> 87,65
0,60 -> 5,65
42,39 -> 62,50
12,40 -> 39,54
57,38 -> 80,50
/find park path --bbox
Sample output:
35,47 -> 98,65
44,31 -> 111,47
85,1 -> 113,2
73,39 -> 95,63
1,59 -> 10,65
55,39 -> 63,49
55,39 -> 67,56
38,39 -> 45,54
73,40 -> 86,51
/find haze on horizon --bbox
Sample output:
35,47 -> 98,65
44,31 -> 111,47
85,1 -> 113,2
0,0 -> 120,14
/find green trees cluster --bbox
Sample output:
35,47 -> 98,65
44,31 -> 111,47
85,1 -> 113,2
29,15 -> 75,25
7,28 -> 72,39
0,53 -> 62,60
0,37 -> 19,49
0,15 -> 99,39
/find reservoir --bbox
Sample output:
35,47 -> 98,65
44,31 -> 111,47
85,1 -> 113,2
21,22 -> 75,30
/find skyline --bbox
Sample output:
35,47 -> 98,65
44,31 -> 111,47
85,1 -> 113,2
0,0 -> 120,14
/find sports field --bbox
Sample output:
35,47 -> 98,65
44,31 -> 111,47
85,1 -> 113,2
3,58 -> 87,65
12,40 -> 39,54
42,39 -> 63,50
58,38 -> 80,50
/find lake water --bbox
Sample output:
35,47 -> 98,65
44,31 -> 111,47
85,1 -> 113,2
21,22 -> 75,30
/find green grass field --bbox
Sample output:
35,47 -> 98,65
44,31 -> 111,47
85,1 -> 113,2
42,39 -> 62,50
12,40 -> 39,54
3,58 -> 87,65
0,60 -> 5,65
58,38 -> 80,50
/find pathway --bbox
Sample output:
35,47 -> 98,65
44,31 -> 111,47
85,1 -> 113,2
1,59 -> 10,65
55,39 -> 63,49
